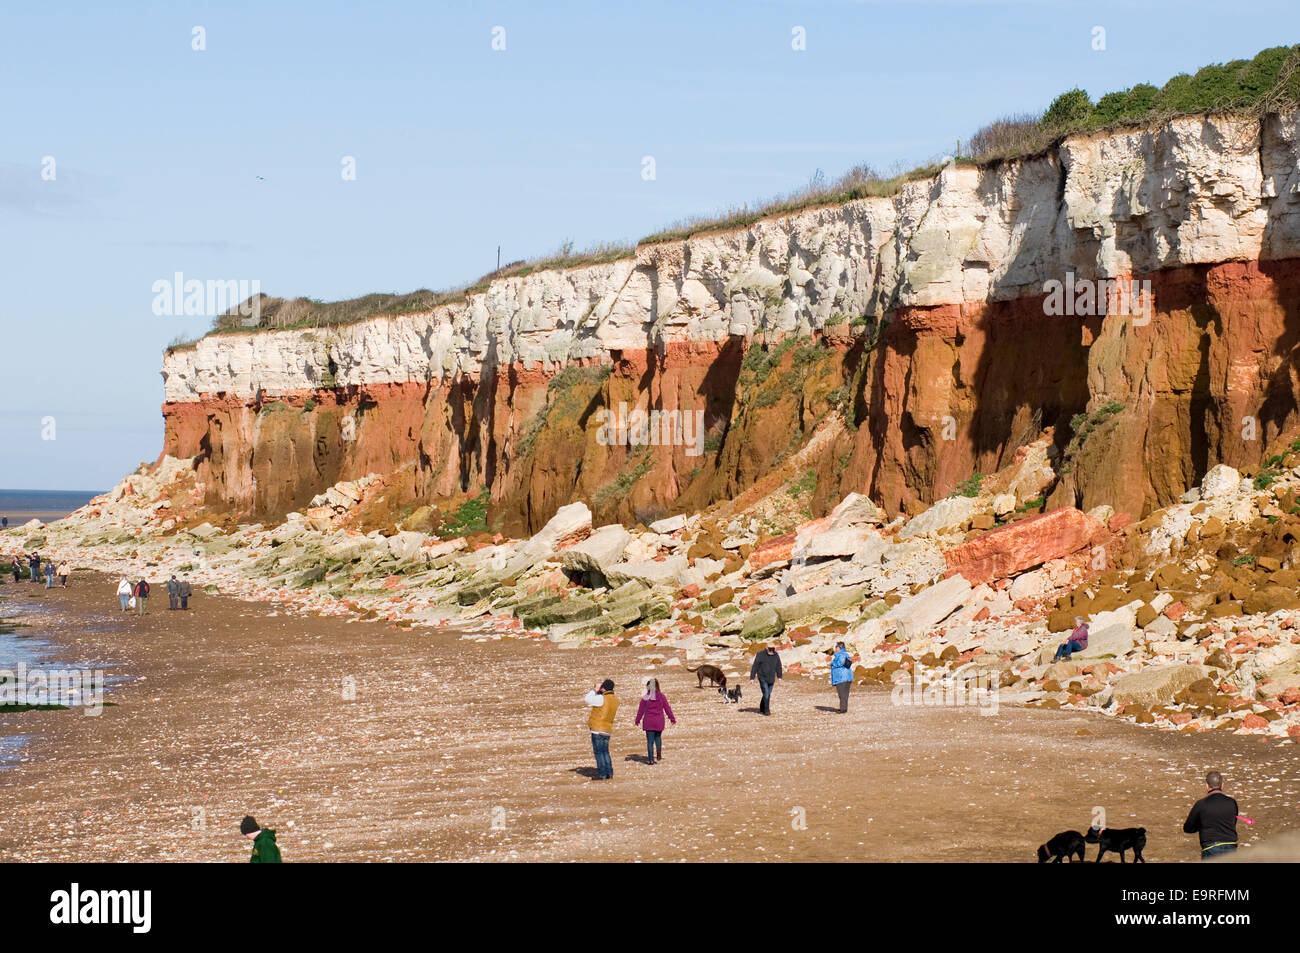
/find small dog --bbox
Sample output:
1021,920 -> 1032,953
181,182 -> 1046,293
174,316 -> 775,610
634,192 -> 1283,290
723,684 -> 742,704
687,664 -> 727,690
1037,830 -> 1087,863
1086,826 -> 1147,863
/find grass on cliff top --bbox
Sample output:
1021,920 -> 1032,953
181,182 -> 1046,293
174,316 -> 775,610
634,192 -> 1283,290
165,44 -> 1300,353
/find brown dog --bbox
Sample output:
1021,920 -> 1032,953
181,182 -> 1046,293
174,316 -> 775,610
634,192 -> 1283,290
687,664 -> 727,690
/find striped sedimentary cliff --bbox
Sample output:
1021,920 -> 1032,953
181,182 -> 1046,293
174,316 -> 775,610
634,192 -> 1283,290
160,111 -> 1300,533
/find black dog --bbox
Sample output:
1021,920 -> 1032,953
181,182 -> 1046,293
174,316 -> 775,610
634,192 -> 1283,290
1036,830 -> 1086,863
687,664 -> 727,690
1086,826 -> 1147,863
723,684 -> 742,704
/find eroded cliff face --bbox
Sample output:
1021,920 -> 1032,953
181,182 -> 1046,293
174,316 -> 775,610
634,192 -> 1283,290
161,112 -> 1300,532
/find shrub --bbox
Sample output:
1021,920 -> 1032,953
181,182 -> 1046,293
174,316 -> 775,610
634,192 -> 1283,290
968,113 -> 1045,161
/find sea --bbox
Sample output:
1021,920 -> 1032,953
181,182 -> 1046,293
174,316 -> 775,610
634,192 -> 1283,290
0,489 -> 102,526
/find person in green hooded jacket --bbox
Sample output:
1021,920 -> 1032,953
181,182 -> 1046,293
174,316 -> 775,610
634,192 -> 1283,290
240,815 -> 282,863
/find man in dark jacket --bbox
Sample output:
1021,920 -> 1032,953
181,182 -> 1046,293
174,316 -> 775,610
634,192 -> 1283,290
165,575 -> 180,610
28,553 -> 40,583
241,815 -> 282,863
749,644 -> 783,716
178,576 -> 192,610
134,578 -> 150,616
1184,771 -> 1239,860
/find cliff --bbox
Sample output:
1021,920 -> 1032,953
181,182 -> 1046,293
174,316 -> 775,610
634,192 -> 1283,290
160,111 -> 1300,533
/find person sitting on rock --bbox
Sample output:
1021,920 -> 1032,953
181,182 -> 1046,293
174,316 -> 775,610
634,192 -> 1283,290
1054,617 -> 1089,661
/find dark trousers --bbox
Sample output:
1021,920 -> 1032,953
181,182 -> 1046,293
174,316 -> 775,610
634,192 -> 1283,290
180,596 -> 189,609
1054,640 -> 1084,661
835,682 -> 851,712
1201,843 -> 1237,860
644,730 -> 662,761
168,593 -> 178,610
591,733 -> 612,779
758,679 -> 774,714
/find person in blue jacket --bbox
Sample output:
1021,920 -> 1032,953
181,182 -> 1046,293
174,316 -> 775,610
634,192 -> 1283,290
830,641 -> 854,713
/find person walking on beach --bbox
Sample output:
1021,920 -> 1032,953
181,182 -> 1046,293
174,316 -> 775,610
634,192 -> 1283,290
583,678 -> 619,780
44,560 -> 56,588
240,816 -> 282,863
178,575 -> 192,610
28,553 -> 40,583
10,557 -> 20,584
830,641 -> 854,713
133,577 -> 150,616
633,678 -> 676,765
166,574 -> 180,610
116,577 -> 132,612
1054,617 -> 1089,661
57,562 -> 69,587
1184,770 -> 1239,860
750,644 -> 783,716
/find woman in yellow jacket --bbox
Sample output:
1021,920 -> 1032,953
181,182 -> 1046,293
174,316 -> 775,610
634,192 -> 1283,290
583,679 -> 619,780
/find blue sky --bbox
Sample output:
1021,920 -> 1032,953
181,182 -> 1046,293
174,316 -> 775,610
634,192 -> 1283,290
1,0 -> 1295,490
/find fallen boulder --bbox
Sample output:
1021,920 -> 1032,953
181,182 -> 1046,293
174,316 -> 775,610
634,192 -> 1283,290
887,574 -> 971,640
1111,665 -> 1210,708
943,507 -> 1102,585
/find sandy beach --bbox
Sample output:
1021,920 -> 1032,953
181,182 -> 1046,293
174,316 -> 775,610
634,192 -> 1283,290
0,572 -> 1296,863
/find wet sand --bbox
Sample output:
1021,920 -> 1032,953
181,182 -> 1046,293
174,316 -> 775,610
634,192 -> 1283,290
1,572 -> 1297,862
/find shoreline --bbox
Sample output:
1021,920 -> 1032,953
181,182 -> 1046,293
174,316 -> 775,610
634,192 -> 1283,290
1,575 -> 1298,861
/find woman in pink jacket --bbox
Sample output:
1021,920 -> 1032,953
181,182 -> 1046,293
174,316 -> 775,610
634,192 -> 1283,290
634,678 -> 676,765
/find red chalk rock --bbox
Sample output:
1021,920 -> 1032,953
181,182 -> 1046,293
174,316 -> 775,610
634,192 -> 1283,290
1241,713 -> 1270,730
749,533 -> 796,571
1163,601 -> 1187,621
943,507 -> 1104,585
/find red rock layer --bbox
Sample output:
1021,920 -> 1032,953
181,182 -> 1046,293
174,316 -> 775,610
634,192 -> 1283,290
161,259 -> 1300,531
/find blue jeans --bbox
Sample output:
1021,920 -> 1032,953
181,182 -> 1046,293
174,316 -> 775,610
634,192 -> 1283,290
1054,640 -> 1084,661
1201,843 -> 1237,860
645,730 -> 662,760
591,733 -> 612,778
119,594 -> 129,610
758,679 -> 774,713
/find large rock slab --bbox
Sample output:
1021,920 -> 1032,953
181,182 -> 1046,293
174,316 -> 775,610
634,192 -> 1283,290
828,492 -> 886,528
770,583 -> 872,625
604,556 -> 688,587
1200,464 -> 1240,500
886,574 -> 972,640
741,604 -> 784,641
943,507 -> 1102,585
799,527 -> 886,562
560,524 -> 633,576
521,501 -> 592,557
898,496 -> 980,540
1072,623 -> 1137,660
1111,664 -> 1210,708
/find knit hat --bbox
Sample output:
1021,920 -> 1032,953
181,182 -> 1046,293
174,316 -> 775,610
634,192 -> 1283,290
601,678 -> 615,692
240,815 -> 260,835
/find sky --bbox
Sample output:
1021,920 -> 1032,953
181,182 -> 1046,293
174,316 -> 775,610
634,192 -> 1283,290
1,0 -> 1295,491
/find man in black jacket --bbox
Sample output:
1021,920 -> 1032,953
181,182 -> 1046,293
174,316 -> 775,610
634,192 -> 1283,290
749,645 -> 783,716
178,576 -> 192,610
1183,770 -> 1238,860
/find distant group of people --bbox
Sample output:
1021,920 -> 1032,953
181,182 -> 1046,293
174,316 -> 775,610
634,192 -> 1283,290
115,574 -> 194,614
6,552 -> 70,587
581,641 -> 857,779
